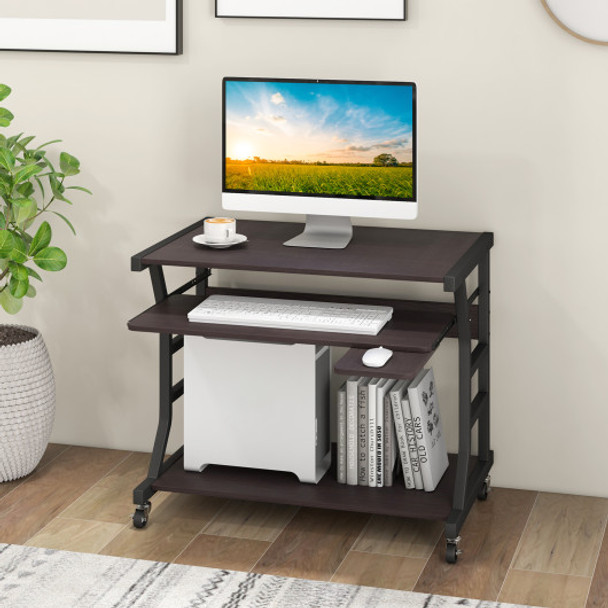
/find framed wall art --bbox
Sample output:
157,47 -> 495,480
0,0 -> 183,54
216,0 -> 406,21
542,0 -> 608,45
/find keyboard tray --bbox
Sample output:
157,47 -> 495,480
128,287 -> 461,354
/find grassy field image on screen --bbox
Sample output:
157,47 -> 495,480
225,80 -> 414,199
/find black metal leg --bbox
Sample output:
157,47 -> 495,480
149,265 -> 168,303
477,252 -> 491,462
133,264 -> 209,511
151,333 -> 174,476
133,333 -> 174,506
445,252 -> 492,559
195,267 -> 208,297
452,282 -> 472,513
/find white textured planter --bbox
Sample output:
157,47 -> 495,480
0,325 -> 55,482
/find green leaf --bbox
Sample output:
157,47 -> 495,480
6,133 -> 22,148
59,152 -> 80,177
65,185 -> 92,195
8,234 -> 27,263
51,210 -> 76,235
0,108 -> 14,127
35,139 -> 62,151
9,279 -> 28,299
13,163 -> 43,184
9,281 -> 28,300
0,288 -> 22,314
49,173 -> 67,201
25,283 -> 36,298
16,229 -> 32,248
16,181 -> 34,197
9,271 -> 28,299
34,246 -> 67,271
25,265 -> 42,281
0,148 -> 15,170
0,229 -> 15,257
0,212 -> 5,230
8,261 -> 27,280
11,198 -> 37,227
17,135 -> 35,148
22,216 -> 37,231
0,84 -> 11,102
34,175 -> 45,198
0,172 -> 12,193
29,221 -> 52,256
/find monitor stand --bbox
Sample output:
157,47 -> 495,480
283,215 -> 353,249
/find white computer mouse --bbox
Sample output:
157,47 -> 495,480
362,346 -> 393,368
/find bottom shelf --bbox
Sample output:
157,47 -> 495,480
152,450 -> 490,521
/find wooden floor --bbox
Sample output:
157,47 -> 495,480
1,445 -> 607,608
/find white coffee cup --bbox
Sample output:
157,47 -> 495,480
204,217 -> 236,242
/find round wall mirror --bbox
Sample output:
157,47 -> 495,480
542,0 -> 608,45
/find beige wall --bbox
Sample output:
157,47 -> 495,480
3,1 -> 607,496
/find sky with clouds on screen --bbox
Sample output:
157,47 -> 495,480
225,80 -> 414,164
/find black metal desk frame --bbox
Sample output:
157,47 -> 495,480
128,219 -> 493,564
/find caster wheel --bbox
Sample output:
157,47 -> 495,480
477,475 -> 491,501
132,501 -> 151,529
446,543 -> 458,564
132,510 -> 148,528
445,536 -> 462,564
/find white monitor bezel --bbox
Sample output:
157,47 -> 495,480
222,77 -> 418,221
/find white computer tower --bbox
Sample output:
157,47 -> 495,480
183,336 -> 331,483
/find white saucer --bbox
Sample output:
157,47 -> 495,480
192,233 -> 247,249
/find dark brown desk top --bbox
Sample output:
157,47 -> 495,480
134,220 -> 492,289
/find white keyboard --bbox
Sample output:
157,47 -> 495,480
188,295 -> 393,335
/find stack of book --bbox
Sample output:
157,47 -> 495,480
336,367 -> 449,492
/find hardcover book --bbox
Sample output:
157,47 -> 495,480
390,379 -> 414,489
383,391 -> 398,487
337,382 -> 347,484
357,378 -> 372,486
366,377 -> 382,487
408,368 -> 449,492
376,378 -> 396,487
403,393 -> 424,490
346,376 -> 364,486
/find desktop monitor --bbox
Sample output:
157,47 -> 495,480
222,77 -> 417,248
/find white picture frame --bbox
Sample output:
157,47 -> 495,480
216,0 -> 406,21
0,0 -> 182,54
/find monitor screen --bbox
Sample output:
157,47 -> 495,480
223,78 -> 416,202
222,77 -> 417,248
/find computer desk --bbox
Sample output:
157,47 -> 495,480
127,219 -> 493,564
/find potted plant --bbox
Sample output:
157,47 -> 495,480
0,83 -> 90,482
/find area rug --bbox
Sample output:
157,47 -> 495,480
0,543 -> 537,608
